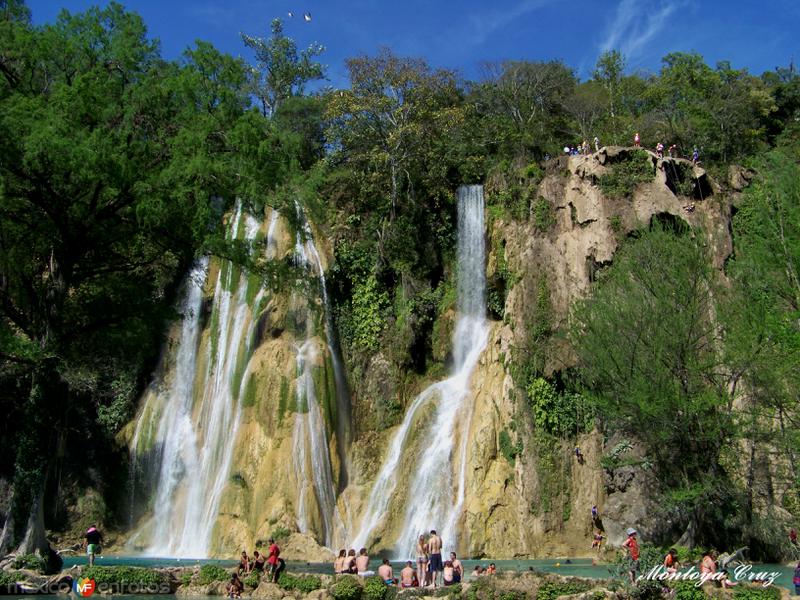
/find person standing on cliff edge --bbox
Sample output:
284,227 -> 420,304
427,530 -> 443,588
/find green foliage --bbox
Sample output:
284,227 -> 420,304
12,553 -> 45,572
532,198 -> 556,231
82,566 -> 163,587
467,576 -> 498,600
243,573 -> 261,588
630,580 -> 663,600
608,215 -> 623,234
499,428 -> 522,463
279,574 -> 323,593
350,275 -> 389,351
271,525 -> 291,541
363,576 -> 389,600
530,432 -> 570,515
0,571 -> 22,588
497,591 -> 526,600
180,572 -> 193,587
277,376 -> 290,424
241,18 -> 325,117
536,580 -> 591,600
198,564 -> 230,585
732,586 -> 780,600
598,151 -> 655,199
330,575 -> 362,600
673,581 -> 707,600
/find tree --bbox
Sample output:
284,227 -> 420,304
594,50 -> 625,141
0,3 -> 256,556
475,60 -> 576,156
571,225 -> 737,545
241,18 -> 325,117
325,47 -> 462,219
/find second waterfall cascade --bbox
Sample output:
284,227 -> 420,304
352,184 -> 489,557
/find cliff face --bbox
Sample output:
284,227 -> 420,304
124,148 -> 737,559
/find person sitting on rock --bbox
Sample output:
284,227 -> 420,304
334,549 -> 346,574
443,561 -> 456,586
401,561 -> 416,588
377,558 -> 396,585
238,551 -> 251,575
472,565 -> 484,578
356,548 -> 373,576
252,550 -> 266,572
663,548 -> 679,574
343,549 -> 357,574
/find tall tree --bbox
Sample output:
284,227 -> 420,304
241,18 -> 325,117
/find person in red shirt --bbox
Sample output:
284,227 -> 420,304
663,548 -> 679,574
622,528 -> 640,584
267,537 -> 281,582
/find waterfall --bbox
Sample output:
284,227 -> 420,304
352,185 -> 488,556
130,201 -> 272,557
291,203 -> 347,548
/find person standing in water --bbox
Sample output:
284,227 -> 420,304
84,525 -> 104,567
450,552 -> 463,583
427,530 -> 443,588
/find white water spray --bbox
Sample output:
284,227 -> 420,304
352,185 -> 488,556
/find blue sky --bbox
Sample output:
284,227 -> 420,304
27,0 -> 800,87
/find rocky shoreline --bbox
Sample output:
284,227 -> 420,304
0,565 -> 793,600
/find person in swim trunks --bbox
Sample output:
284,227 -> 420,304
84,525 -> 104,567
427,530 -> 443,588
377,559 -> 395,585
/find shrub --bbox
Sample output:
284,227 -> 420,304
630,579 -> 663,600
279,573 -> 323,593
180,572 -> 192,587
363,576 -> 388,600
532,197 -> 556,231
244,573 -> 261,588
330,576 -> 362,600
523,161 -> 544,183
598,150 -> 655,199
499,428 -> 521,463
82,566 -> 163,587
467,576 -> 497,600
498,591 -> 527,600
271,525 -> 291,541
198,564 -> 229,585
732,587 -> 780,600
0,571 -> 21,588
673,581 -> 707,600
12,553 -> 45,572
536,581 -> 591,600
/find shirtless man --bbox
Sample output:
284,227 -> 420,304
449,552 -> 463,583
427,530 -> 443,587
377,558 -> 395,585
356,548 -> 371,575
400,561 -> 415,588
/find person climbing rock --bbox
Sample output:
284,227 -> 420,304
692,148 -> 699,164
591,530 -> 604,552
656,142 -> 664,159
594,136 -> 600,152
267,537 -> 281,582
634,132 -> 641,147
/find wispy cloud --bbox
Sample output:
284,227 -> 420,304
465,0 -> 554,47
598,0 -> 685,67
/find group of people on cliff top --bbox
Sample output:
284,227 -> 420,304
332,530 -> 493,588
228,538 -> 284,598
561,133 -> 699,164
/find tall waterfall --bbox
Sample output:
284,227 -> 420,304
291,204 -> 347,548
352,185 -> 488,556
130,202 -> 272,557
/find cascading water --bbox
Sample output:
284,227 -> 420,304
291,204 -> 347,548
130,202 -> 272,557
352,185 -> 488,556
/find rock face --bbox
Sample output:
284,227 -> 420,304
125,148 -> 737,559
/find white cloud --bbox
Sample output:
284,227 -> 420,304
598,0 -> 686,67
465,0 -> 554,47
